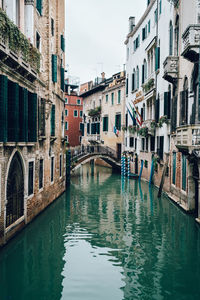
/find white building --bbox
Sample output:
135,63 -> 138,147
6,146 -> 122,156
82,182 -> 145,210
125,0 -> 173,188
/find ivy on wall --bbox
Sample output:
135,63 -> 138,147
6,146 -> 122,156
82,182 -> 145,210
0,8 -> 40,72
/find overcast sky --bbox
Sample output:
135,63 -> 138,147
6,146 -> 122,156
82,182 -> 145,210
65,0 -> 146,84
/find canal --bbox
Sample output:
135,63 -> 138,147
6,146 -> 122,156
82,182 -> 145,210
0,164 -> 200,300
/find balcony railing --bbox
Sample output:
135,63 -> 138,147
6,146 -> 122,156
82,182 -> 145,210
143,119 -> 155,136
182,24 -> 200,62
176,125 -> 200,149
88,134 -> 101,143
0,9 -> 40,81
163,56 -> 179,84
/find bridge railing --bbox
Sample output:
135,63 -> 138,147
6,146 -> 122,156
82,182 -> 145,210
70,145 -> 119,163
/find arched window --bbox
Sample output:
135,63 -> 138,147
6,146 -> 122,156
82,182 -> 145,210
169,20 -> 173,55
144,59 -> 147,81
180,77 -> 188,125
6,152 -> 24,227
174,15 -> 179,56
136,66 -> 139,89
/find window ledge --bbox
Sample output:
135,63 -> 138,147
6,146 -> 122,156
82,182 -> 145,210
39,136 -> 46,141
50,136 -> 57,142
4,142 -> 36,147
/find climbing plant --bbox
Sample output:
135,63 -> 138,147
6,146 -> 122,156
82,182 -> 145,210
0,8 -> 40,72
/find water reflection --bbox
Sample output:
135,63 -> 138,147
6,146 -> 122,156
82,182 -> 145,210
0,164 -> 200,300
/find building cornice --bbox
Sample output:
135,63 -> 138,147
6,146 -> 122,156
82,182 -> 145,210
124,0 -> 157,45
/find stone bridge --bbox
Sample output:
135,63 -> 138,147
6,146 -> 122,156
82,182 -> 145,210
69,145 -> 121,172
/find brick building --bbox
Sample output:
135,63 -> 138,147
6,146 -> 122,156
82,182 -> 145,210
0,0 -> 66,247
65,82 -> 83,147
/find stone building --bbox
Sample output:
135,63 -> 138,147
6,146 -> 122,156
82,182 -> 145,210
0,0 -> 66,247
81,72 -> 125,158
65,81 -> 83,147
165,0 -> 200,222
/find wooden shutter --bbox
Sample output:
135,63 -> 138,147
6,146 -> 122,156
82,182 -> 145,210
0,75 -> 8,142
28,92 -> 37,142
182,154 -> 187,191
19,87 -> 28,142
36,0 -> 42,15
39,98 -> 45,136
61,35 -> 65,52
60,67 -> 65,91
164,91 -> 170,118
155,47 -> 160,71
155,98 -> 160,123
51,104 -> 55,136
8,80 -> 19,142
52,54 -> 57,83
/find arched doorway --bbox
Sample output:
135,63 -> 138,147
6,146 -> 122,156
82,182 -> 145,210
6,152 -> 24,227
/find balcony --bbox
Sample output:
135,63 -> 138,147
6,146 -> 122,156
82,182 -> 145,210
176,125 -> 200,152
182,24 -> 200,62
163,56 -> 179,84
143,120 -> 155,136
88,134 -> 101,144
0,9 -> 40,82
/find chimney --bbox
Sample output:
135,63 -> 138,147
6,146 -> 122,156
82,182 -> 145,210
101,72 -> 105,81
129,16 -> 135,33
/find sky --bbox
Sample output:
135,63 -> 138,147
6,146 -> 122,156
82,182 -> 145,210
65,0 -> 147,85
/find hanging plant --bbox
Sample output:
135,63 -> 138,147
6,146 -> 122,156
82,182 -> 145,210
158,115 -> 169,128
138,126 -> 148,137
88,106 -> 101,117
128,125 -> 137,134
143,78 -> 154,93
151,120 -> 157,129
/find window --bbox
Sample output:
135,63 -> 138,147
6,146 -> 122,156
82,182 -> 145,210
115,114 -> 121,131
74,110 -> 78,117
51,156 -> 54,183
148,20 -> 151,33
60,154 -> 62,177
80,123 -> 84,136
106,94 -> 108,103
103,116 -> 108,131
142,25 -> 147,41
136,66 -> 139,89
141,138 -> 145,151
52,54 -> 57,82
159,0 -> 162,15
157,136 -> 164,160
87,123 -> 90,134
36,0 -> 42,15
77,99 -> 81,105
39,159 -> 43,189
65,109 -> 68,116
130,137 -> 134,147
154,9 -> 158,24
145,160 -> 148,168
80,110 -> 83,117
111,93 -> 114,105
146,137 -> 148,151
118,90 -> 121,104
61,35 -> 65,52
180,77 -> 188,125
65,98 -> 68,104
51,18 -> 54,36
36,32 -> 40,50
135,138 -> 137,150
172,152 -> 176,185
126,77 -> 129,95
79,136 -> 82,143
169,21 -> 173,56
174,15 -> 179,56
50,104 -> 55,136
28,161 -> 34,196
132,69 -> 135,91
65,122 -> 68,130
150,136 -> 155,152
155,47 -> 160,71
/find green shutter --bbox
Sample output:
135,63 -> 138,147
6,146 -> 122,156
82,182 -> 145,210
182,154 -> 187,191
8,80 -> 19,142
103,117 -> 108,131
19,87 -> 28,142
0,75 -> 8,142
87,123 -> 90,134
28,92 -> 37,142
36,0 -> 42,15
155,47 -> 160,71
118,90 -> 121,103
155,98 -> 160,123
172,152 -> 176,185
61,35 -> 65,52
96,122 -> 100,134
80,123 -> 84,136
119,114 -> 121,130
51,104 -> 55,136
52,54 -> 57,83
60,67 -> 65,91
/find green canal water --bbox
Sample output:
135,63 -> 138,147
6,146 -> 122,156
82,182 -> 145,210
0,164 -> 200,300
